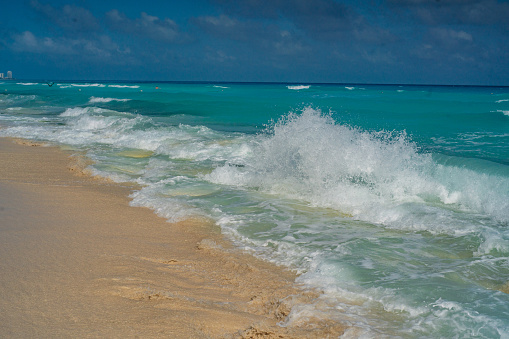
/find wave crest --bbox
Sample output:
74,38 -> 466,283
88,96 -> 131,103
287,85 -> 310,90
206,107 -> 509,230
108,85 -> 140,88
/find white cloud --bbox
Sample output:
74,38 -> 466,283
11,31 -> 127,61
106,10 -> 190,43
431,28 -> 473,43
12,31 -> 74,54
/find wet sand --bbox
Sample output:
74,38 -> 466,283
0,138 -> 346,338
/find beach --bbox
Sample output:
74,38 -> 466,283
3,0 -> 509,335
0,137 -> 345,338
1,81 -> 508,337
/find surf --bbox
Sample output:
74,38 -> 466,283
1,81 -> 508,337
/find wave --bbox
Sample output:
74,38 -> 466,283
213,85 -> 229,89
69,83 -> 106,88
206,107 -> 509,232
54,83 -> 106,88
60,107 -> 107,117
0,106 -> 143,147
345,87 -> 355,90
498,110 -> 509,116
496,99 -> 509,103
2,86 -> 508,337
108,85 -> 140,88
16,82 -> 40,86
0,94 -> 37,104
287,85 -> 310,90
88,96 -> 131,104
3,104 -> 507,245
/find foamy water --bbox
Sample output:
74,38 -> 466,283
108,84 -> 140,88
88,96 -> 131,103
1,81 -> 508,337
287,85 -> 310,90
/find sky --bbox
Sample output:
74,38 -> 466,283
1,0 -> 508,85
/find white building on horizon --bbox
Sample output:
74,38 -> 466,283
0,73 -> 3,79
6,71 -> 12,79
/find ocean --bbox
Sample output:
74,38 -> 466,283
1,81 -> 508,338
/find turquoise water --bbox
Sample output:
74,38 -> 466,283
1,81 -> 508,337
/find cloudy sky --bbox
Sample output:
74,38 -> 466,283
1,0 -> 508,85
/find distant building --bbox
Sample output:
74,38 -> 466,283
6,71 -> 12,79
0,73 -> 3,79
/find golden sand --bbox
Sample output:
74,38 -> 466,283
0,137 -> 345,338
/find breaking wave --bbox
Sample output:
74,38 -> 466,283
88,96 -> 131,104
287,85 -> 310,90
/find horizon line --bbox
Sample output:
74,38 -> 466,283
7,78 -> 509,88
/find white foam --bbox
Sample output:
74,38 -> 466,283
16,82 -> 39,86
60,107 -> 106,117
88,96 -> 131,103
205,107 -> 509,231
287,85 -> 310,90
496,99 -> 509,103
129,185 -> 204,223
0,94 -> 37,104
475,231 -> 509,255
108,85 -> 140,88
70,83 -> 106,87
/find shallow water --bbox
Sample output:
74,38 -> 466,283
1,81 -> 508,337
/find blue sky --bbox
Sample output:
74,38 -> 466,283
1,0 -> 508,85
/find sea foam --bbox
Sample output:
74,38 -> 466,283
88,96 -> 131,103
287,85 -> 310,90
206,107 -> 509,231
70,83 -> 106,87
108,85 -> 140,88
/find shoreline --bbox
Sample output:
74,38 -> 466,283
0,137 -> 346,338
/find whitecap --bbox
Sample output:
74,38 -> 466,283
60,107 -> 95,117
70,83 -> 106,87
287,85 -> 310,90
206,107 -> 509,230
108,85 -> 140,89
88,96 -> 131,104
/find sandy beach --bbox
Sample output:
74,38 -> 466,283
0,137 -> 345,338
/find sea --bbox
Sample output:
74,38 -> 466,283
1,81 -> 508,338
